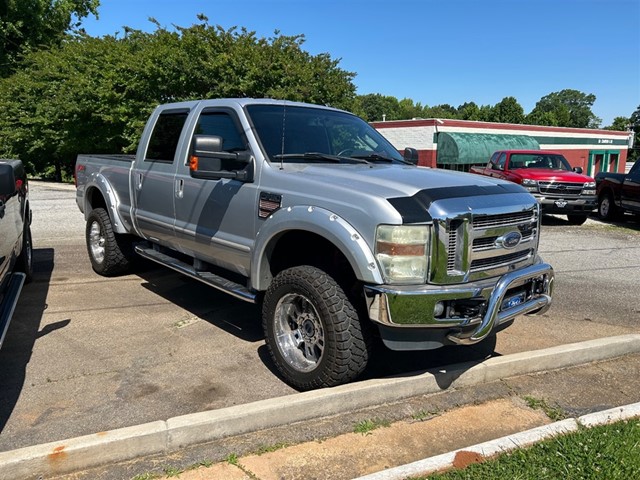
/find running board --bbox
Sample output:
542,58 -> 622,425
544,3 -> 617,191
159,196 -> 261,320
134,245 -> 257,304
0,272 -> 26,350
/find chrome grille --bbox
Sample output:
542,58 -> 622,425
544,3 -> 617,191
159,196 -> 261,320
470,250 -> 533,272
473,211 -> 535,229
435,205 -> 539,284
447,229 -> 458,273
538,181 -> 583,196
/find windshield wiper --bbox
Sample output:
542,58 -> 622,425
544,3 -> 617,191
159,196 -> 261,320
350,153 -> 397,163
273,152 -> 370,164
273,152 -> 341,163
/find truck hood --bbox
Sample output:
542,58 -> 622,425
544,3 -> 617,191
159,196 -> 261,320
510,168 -> 594,183
287,163 -> 511,198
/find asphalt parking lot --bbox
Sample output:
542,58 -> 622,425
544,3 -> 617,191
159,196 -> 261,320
1,181 -> 639,454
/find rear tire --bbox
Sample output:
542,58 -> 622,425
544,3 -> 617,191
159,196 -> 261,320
16,224 -> 33,283
262,265 -> 370,390
86,208 -> 133,276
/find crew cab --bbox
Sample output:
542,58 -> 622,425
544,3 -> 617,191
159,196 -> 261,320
0,160 -> 33,349
595,161 -> 640,220
75,99 -> 554,390
470,150 -> 597,225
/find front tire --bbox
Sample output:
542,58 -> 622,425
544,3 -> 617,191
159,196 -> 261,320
86,208 -> 132,276
262,266 -> 370,390
598,191 -> 619,221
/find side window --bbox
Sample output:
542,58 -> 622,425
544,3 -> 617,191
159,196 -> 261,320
497,153 -> 507,170
193,111 -> 247,171
145,111 -> 189,162
491,153 -> 506,170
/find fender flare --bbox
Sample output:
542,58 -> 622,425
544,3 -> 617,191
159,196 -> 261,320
251,205 -> 384,291
83,173 -> 128,234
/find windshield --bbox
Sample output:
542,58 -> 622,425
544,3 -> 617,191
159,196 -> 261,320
510,153 -> 572,171
245,104 -> 405,164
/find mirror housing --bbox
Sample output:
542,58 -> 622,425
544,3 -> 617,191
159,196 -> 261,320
403,147 -> 419,165
573,166 -> 583,174
189,135 -> 253,182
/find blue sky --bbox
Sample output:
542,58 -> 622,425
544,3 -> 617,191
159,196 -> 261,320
81,0 -> 639,127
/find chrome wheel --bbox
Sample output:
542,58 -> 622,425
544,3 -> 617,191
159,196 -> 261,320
88,220 -> 106,264
600,196 -> 610,218
273,293 -> 325,373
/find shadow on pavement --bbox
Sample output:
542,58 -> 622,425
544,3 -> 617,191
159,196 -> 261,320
0,248 -> 55,434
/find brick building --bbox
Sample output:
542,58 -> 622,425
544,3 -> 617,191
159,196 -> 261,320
372,119 -> 633,176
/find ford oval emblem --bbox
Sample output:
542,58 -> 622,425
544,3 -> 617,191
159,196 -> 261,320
497,232 -> 522,249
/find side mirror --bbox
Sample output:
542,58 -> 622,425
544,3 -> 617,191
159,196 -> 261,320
573,166 -> 583,174
0,163 -> 17,196
189,135 -> 253,182
403,147 -> 419,165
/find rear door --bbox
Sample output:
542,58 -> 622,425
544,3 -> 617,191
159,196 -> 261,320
132,108 -> 189,245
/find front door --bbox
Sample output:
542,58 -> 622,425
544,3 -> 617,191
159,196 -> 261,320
173,108 -> 257,276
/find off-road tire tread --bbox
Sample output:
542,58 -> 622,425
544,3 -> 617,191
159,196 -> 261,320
262,265 -> 370,390
86,208 -> 131,276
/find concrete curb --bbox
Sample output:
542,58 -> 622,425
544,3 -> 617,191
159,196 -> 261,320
353,401 -> 640,480
1,334 -> 639,479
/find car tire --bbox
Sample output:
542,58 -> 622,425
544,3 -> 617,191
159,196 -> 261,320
598,191 -> 619,221
262,265 -> 370,390
85,208 -> 133,276
16,223 -> 33,283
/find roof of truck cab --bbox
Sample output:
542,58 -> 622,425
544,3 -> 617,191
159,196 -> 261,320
155,98 -> 348,113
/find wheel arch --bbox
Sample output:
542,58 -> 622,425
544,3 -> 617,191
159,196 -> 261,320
83,176 -> 128,234
251,206 -> 383,292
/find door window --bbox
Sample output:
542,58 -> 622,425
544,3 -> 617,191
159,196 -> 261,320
145,111 -> 189,162
192,112 -> 247,171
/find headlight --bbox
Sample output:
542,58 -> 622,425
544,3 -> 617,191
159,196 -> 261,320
376,225 -> 429,283
521,178 -> 538,192
582,181 -> 596,195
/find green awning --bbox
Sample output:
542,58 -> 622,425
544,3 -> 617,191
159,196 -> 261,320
436,133 -> 540,165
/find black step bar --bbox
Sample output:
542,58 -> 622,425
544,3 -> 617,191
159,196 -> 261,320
134,245 -> 257,304
0,272 -> 26,349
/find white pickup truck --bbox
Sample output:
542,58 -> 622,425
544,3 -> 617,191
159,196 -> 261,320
0,160 -> 32,349
75,98 -> 554,390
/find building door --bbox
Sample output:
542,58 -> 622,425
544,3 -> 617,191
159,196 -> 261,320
588,152 -> 604,177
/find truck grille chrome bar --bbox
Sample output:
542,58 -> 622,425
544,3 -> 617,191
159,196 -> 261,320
437,206 -> 538,284
538,181 -> 583,195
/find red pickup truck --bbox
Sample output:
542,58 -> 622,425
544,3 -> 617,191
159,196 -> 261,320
470,150 -> 597,225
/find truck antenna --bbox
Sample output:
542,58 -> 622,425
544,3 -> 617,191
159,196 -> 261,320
280,100 -> 286,170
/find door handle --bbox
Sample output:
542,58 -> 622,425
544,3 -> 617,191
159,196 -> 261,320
136,173 -> 143,190
176,178 -> 184,199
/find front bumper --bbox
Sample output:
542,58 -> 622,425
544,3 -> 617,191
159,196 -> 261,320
535,195 -> 597,214
364,260 -> 554,351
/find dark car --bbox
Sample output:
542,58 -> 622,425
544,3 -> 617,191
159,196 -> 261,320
596,161 -> 640,220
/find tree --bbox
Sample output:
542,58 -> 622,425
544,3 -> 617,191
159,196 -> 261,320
628,105 -> 640,162
604,116 -> 630,131
527,89 -> 601,128
0,21 -> 357,179
425,104 -> 458,119
492,96 -> 525,124
355,94 -> 400,122
0,0 -> 100,76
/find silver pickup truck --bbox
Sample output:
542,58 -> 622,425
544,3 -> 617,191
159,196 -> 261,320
75,99 -> 554,390
0,160 -> 33,349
